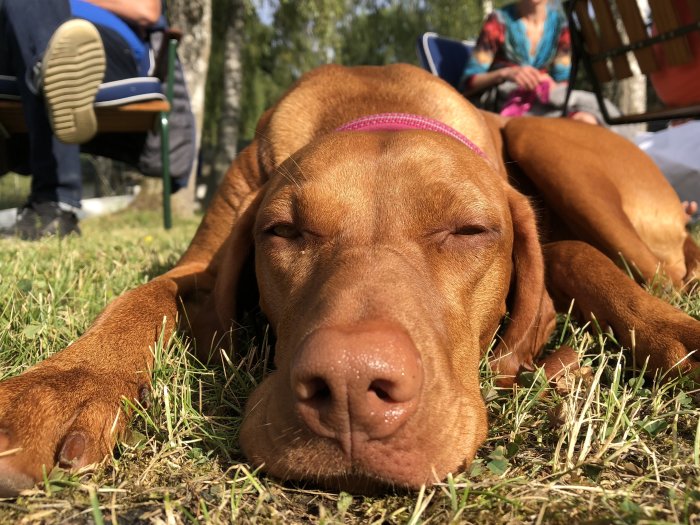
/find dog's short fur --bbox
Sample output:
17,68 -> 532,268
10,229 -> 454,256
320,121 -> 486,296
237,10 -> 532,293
1,64 -> 699,495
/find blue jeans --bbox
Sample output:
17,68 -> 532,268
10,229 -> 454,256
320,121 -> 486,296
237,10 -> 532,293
1,0 -> 141,208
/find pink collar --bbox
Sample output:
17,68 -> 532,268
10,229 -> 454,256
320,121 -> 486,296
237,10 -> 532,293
335,112 -> 488,160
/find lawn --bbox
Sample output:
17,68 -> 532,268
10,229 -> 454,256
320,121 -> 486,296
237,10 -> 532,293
0,211 -> 699,524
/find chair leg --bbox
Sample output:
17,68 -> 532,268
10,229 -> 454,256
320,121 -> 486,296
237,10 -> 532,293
160,37 -> 178,230
160,110 -> 172,229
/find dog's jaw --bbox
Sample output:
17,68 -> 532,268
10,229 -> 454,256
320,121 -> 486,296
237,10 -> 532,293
239,364 -> 488,490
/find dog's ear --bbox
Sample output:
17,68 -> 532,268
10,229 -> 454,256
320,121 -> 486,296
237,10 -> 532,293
187,186 -> 266,361
490,187 -> 556,387
186,185 -> 265,361
212,187 -> 266,336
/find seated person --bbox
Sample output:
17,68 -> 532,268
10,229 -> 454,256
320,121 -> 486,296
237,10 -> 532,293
0,0 -> 195,239
460,0 -> 616,124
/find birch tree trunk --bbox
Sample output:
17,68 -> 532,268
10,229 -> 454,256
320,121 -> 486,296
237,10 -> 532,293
204,0 -> 245,207
167,0 -> 212,216
214,8 -> 244,174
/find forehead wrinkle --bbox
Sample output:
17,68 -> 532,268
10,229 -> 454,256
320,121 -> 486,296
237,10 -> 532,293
369,148 -> 506,235
416,176 -> 504,224
266,132 -> 505,238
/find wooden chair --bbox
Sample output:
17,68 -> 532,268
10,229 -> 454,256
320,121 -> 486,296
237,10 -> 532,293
564,0 -> 700,124
0,24 -> 180,229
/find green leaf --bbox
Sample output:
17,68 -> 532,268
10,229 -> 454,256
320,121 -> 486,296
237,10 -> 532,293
677,392 -> 692,408
18,279 -> 32,292
486,457 -> 509,476
22,323 -> 42,338
619,498 -> 642,518
582,463 -> 604,481
469,459 -> 485,478
639,418 -> 668,436
505,441 -> 520,457
487,446 -> 510,475
125,430 -> 147,447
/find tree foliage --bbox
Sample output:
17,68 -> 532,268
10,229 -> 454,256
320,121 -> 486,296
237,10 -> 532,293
203,0 -> 515,146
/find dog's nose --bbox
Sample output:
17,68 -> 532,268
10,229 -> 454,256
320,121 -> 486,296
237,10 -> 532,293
291,322 -> 422,446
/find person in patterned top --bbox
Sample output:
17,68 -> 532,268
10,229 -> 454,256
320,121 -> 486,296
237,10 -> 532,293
460,0 -> 609,124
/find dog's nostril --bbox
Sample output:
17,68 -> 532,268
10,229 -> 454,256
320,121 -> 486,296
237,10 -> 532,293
311,382 -> 332,403
368,380 -> 392,401
297,377 -> 332,403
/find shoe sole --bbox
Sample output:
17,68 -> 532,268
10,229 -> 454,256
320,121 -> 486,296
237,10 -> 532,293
42,19 -> 105,144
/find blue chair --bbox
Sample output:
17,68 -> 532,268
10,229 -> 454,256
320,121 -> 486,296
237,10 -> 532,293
416,32 -> 475,90
0,3 -> 180,229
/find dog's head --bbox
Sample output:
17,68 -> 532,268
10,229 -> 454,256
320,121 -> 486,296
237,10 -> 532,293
212,65 -> 554,491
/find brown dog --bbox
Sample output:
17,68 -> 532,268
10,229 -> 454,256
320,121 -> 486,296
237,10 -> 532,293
1,64 -> 699,495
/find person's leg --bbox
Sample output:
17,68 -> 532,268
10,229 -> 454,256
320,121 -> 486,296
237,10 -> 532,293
2,0 -> 82,208
95,25 -> 140,82
1,0 -> 139,238
568,111 -> 599,125
0,0 -> 83,238
35,18 -> 141,202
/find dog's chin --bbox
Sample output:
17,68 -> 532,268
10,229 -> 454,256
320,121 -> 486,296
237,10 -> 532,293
239,377 -> 485,493
242,430 -> 468,493
287,468 -> 431,495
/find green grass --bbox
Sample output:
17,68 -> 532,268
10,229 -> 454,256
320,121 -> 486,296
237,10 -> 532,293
1,212 -> 700,524
0,173 -> 31,210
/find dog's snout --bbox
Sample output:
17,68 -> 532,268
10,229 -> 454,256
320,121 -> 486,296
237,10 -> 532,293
292,323 -> 423,448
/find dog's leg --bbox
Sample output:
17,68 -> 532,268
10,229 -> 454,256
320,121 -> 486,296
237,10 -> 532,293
505,117 -> 689,285
0,264 -> 215,496
683,236 -> 700,283
543,240 -> 700,376
536,345 -> 580,383
0,144 -> 263,496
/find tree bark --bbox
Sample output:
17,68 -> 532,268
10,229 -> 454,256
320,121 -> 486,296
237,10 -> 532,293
168,0 -> 212,216
131,0 -> 212,216
206,0 -> 246,207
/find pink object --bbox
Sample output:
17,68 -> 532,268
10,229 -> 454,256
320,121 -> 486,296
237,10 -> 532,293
336,112 -> 489,160
499,81 -> 551,117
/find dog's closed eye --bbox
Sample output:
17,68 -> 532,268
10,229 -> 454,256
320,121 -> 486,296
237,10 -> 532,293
452,225 -> 491,236
429,224 -> 500,250
265,223 -> 301,239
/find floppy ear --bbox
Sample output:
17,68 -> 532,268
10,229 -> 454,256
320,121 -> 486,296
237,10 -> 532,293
213,188 -> 266,334
188,187 -> 266,360
489,187 -> 556,387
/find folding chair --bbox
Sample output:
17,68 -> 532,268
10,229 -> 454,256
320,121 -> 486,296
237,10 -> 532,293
0,5 -> 180,229
564,0 -> 700,124
416,32 -> 475,90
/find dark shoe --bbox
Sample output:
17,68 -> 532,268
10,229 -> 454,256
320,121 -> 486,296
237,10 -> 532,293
42,19 -> 105,144
1,202 -> 80,240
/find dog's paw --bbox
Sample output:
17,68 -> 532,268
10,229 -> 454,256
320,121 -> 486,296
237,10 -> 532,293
0,363 -> 142,496
631,307 -> 700,379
